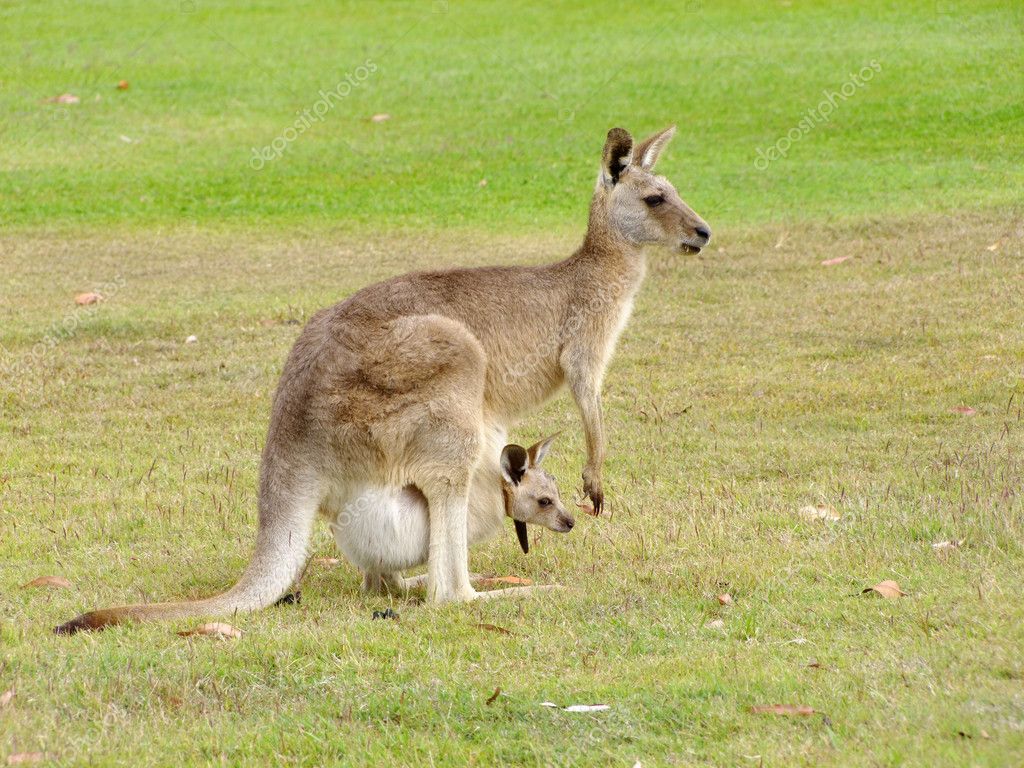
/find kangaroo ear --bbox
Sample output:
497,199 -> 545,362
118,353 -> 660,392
526,432 -> 558,467
601,127 -> 633,186
634,125 -> 676,171
514,520 -> 529,554
500,444 -> 529,485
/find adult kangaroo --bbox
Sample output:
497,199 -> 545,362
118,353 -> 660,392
56,125 -> 711,633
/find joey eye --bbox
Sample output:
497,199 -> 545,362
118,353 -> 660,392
538,497 -> 552,507
643,195 -> 665,207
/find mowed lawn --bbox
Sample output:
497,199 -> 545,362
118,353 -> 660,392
1,1 -> 1023,766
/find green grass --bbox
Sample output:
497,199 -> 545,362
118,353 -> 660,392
1,0 -> 1022,231
2,1 -> 1024,766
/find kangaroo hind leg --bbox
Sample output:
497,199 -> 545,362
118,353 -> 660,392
377,314 -> 489,604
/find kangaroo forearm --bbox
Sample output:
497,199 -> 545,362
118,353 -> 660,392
581,402 -> 605,471
574,392 -> 607,512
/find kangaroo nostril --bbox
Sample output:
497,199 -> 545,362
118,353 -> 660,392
695,226 -> 711,240
563,518 -> 575,530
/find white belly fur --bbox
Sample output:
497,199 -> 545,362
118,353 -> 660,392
326,423 -> 509,575
329,486 -> 431,574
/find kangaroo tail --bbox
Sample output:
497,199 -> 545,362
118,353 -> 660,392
55,463 -> 320,635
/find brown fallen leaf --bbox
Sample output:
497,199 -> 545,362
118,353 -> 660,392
799,503 -> 840,522
985,242 -> 999,252
485,687 -> 501,705
6,754 -> 45,765
370,113 -> 391,123
862,580 -> 908,599
576,502 -> 599,517
477,576 -> 532,587
0,689 -> 13,708
21,576 -> 72,589
314,557 -> 341,567
476,623 -> 514,636
806,660 -> 826,670
177,622 -> 242,640
705,618 -> 725,631
116,80 -> 129,90
717,593 -> 733,606
751,704 -> 815,716
74,292 -> 102,306
952,405 -> 977,416
932,539 -> 964,551
820,255 -> 851,266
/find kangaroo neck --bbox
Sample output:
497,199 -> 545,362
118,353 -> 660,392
564,207 -> 647,299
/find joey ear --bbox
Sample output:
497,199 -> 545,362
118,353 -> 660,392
500,444 -> 529,485
601,127 -> 634,185
526,432 -> 558,467
634,125 -> 677,171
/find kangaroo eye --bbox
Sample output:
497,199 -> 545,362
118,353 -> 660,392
644,195 -> 665,207
538,497 -> 552,507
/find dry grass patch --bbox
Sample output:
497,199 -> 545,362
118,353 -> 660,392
1,212 -> 1022,766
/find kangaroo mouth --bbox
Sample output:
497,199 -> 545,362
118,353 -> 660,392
513,517 -> 574,553
680,243 -> 702,254
554,516 -> 575,533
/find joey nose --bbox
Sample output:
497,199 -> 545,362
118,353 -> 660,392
560,516 -> 575,531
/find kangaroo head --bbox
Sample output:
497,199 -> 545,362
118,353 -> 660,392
594,126 -> 711,253
500,434 -> 574,553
